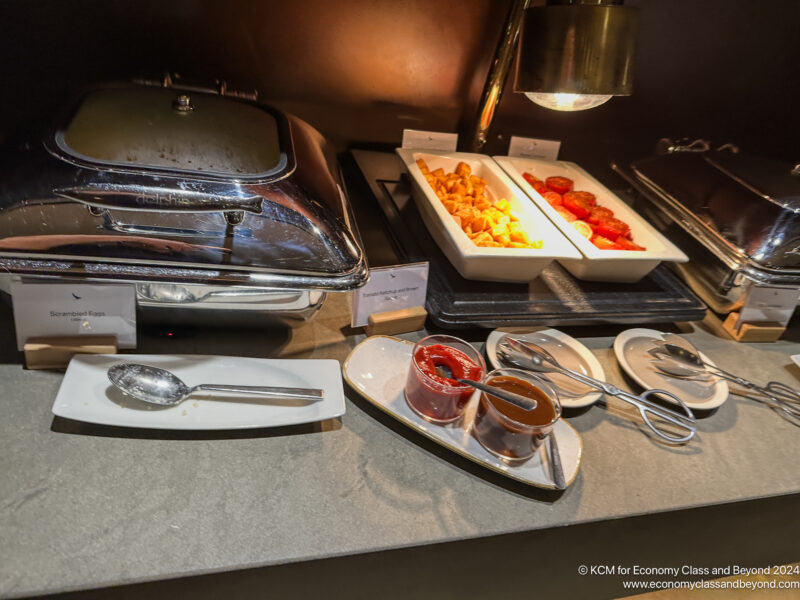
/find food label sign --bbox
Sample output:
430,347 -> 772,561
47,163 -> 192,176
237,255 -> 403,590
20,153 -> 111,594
736,285 -> 799,331
11,282 -> 137,350
401,129 -> 458,152
351,263 -> 429,328
508,136 -> 561,161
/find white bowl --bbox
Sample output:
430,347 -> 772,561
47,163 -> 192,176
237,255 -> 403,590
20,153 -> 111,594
396,149 -> 581,283
494,156 -> 688,283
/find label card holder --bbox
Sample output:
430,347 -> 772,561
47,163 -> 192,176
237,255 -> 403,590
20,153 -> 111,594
401,129 -> 458,152
507,136 -> 561,161
11,282 -> 137,351
352,262 -> 429,329
735,285 -> 799,332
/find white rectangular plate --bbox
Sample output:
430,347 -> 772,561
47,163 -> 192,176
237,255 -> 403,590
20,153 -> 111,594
494,155 -> 687,282
343,336 -> 582,489
396,148 -> 581,283
53,354 -> 345,430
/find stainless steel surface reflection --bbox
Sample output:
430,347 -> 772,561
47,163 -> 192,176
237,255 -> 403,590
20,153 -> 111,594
134,283 -> 327,326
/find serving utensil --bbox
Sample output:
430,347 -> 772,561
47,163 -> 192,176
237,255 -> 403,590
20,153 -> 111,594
495,348 -> 586,399
434,365 -> 537,411
548,431 -> 566,490
499,337 -> 697,444
649,357 -> 715,382
648,342 -> 800,426
107,363 -> 325,407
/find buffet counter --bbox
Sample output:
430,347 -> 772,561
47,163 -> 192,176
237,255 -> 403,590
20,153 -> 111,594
1,292 -> 799,599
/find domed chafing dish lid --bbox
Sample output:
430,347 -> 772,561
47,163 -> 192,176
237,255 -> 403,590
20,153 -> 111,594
0,80 -> 367,290
631,151 -> 800,271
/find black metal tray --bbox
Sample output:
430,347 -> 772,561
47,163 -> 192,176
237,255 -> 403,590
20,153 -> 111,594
344,149 -> 706,329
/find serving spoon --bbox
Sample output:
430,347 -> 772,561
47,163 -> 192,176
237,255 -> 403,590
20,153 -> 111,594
107,363 -> 324,407
648,356 -> 716,382
648,344 -> 800,426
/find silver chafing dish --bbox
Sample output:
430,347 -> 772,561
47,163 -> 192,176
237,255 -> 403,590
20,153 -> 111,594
614,141 -> 800,313
0,75 -> 367,325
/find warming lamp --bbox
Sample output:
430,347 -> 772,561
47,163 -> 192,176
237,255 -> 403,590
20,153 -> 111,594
469,0 -> 637,151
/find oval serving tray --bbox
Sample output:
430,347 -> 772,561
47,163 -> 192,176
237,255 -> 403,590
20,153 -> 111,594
342,335 -> 583,490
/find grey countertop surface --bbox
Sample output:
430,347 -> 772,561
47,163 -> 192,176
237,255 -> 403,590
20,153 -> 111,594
1,293 -> 799,598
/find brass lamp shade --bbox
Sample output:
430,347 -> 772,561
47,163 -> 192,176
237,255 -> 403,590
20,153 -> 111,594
514,2 -> 637,97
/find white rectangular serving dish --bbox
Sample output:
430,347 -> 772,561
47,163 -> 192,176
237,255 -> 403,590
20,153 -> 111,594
494,155 -> 688,282
396,149 -> 581,282
53,354 -> 345,430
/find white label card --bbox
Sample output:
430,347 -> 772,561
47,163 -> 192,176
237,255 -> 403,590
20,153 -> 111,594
507,136 -> 561,161
401,129 -> 458,152
11,282 -> 137,350
351,263 -> 429,328
736,285 -> 799,331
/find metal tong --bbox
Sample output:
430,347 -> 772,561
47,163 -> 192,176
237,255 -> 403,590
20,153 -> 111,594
500,337 -> 697,444
649,337 -> 800,427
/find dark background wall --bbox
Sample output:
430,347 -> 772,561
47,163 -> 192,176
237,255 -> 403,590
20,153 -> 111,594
0,0 -> 797,181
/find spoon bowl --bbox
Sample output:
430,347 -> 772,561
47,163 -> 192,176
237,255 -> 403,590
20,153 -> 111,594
655,343 -> 707,369
650,358 -> 714,381
108,363 -> 191,406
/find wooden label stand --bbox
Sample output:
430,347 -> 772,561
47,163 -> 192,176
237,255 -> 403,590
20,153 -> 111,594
24,336 -> 118,370
365,306 -> 427,336
721,313 -> 786,343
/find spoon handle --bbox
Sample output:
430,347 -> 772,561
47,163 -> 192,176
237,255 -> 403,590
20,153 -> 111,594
549,431 -> 566,490
456,379 -> 538,411
194,384 -> 324,401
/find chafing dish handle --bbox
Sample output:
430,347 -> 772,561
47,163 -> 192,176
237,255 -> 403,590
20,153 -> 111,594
54,186 -> 262,215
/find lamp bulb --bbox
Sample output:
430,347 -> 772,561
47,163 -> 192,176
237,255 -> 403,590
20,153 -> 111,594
525,92 -> 612,112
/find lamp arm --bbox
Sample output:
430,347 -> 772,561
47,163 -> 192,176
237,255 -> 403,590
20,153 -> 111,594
467,0 -> 529,153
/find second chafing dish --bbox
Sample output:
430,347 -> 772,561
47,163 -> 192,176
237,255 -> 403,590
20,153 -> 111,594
614,143 -> 800,312
0,76 -> 367,324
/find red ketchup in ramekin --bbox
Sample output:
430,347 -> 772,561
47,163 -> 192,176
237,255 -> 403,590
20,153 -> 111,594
404,336 -> 485,424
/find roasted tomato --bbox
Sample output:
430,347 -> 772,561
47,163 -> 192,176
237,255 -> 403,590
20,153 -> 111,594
522,172 -> 542,187
561,192 -> 593,219
616,237 -> 646,251
542,191 -> 563,207
593,217 -> 631,241
587,206 -> 614,224
572,220 -> 594,239
532,180 -> 549,194
564,190 -> 597,207
545,176 -> 574,195
554,206 -> 577,222
591,235 -> 620,250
